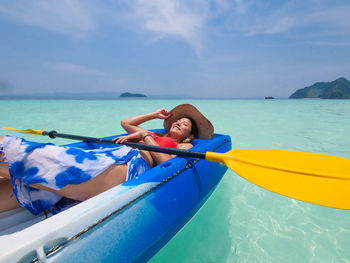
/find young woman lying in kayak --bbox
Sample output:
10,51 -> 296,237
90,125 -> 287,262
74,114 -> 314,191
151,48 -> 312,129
0,104 -> 213,214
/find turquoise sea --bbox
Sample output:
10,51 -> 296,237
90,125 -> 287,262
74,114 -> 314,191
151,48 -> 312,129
1,99 -> 350,263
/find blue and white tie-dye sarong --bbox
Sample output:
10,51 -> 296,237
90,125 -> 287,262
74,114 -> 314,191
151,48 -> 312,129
1,136 -> 150,215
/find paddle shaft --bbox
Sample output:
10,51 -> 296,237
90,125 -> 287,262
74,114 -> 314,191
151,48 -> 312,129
5,127 -> 350,209
43,130 -> 207,159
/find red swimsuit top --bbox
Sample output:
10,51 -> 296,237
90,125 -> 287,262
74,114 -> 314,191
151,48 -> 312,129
147,132 -> 178,148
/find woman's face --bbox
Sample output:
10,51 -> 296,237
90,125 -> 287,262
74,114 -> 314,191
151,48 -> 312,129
169,117 -> 194,141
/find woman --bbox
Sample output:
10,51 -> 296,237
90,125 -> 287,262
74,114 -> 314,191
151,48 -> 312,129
0,104 -> 213,214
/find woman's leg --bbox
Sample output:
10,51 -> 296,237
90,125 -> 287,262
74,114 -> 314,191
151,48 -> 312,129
0,135 -> 128,209
0,162 -> 127,212
0,177 -> 20,212
31,164 -> 128,201
1,162 -> 127,213
0,163 -> 10,179
0,164 -> 21,212
0,135 -> 17,211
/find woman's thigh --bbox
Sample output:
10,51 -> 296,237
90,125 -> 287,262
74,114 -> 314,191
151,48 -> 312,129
0,163 -> 10,179
31,164 -> 128,201
0,178 -> 21,212
0,135 -> 9,179
1,161 -> 127,202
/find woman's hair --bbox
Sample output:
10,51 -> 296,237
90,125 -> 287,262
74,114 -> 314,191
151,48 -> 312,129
186,117 -> 198,138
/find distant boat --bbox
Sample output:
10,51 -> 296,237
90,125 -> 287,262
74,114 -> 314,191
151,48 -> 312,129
265,96 -> 275,99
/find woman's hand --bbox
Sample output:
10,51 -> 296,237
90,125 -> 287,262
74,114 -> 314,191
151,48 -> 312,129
155,109 -> 171,120
113,131 -> 147,144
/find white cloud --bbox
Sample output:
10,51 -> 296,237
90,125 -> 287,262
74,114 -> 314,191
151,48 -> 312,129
0,0 -> 96,36
0,0 -> 210,52
128,0 -> 207,53
227,1 -> 350,37
1,0 -> 350,51
240,16 -> 296,37
305,5 -> 350,34
263,16 -> 295,35
109,0 -> 350,52
233,0 -> 248,14
309,41 -> 350,47
45,63 -> 104,75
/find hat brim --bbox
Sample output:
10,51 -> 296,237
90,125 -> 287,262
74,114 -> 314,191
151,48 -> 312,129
164,104 -> 214,140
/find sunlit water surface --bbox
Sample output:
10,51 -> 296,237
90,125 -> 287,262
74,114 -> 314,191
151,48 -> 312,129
1,99 -> 349,263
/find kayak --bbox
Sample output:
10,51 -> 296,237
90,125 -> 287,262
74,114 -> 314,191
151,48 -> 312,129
0,130 -> 231,263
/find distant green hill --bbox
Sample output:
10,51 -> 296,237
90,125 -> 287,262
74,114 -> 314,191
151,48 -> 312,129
120,92 -> 147,98
289,77 -> 350,99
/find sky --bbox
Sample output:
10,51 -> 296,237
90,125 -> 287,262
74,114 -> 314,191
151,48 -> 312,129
0,0 -> 349,98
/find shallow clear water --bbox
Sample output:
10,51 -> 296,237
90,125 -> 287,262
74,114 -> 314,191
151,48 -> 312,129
1,99 -> 350,262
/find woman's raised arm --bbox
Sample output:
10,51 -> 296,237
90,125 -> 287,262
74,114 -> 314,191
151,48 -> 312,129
121,109 -> 170,134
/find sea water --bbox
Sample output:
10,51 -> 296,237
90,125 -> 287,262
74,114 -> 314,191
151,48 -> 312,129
1,99 -> 349,263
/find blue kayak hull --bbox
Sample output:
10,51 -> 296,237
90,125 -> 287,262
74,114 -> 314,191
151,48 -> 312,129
0,131 -> 231,263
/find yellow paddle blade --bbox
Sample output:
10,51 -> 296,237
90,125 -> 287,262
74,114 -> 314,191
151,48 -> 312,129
2,127 -> 45,135
206,149 -> 350,209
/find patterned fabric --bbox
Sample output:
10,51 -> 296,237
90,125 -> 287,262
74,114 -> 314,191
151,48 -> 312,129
2,136 -> 150,215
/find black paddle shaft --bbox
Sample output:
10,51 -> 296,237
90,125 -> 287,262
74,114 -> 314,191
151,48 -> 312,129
43,131 -> 207,160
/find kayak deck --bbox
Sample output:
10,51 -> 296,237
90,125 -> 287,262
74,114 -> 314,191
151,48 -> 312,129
0,131 -> 231,263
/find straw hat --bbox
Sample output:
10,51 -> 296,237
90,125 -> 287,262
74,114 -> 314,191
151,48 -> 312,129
164,104 -> 214,139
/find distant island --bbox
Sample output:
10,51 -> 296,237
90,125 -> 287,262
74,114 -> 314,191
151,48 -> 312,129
289,77 -> 350,99
120,92 -> 147,98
